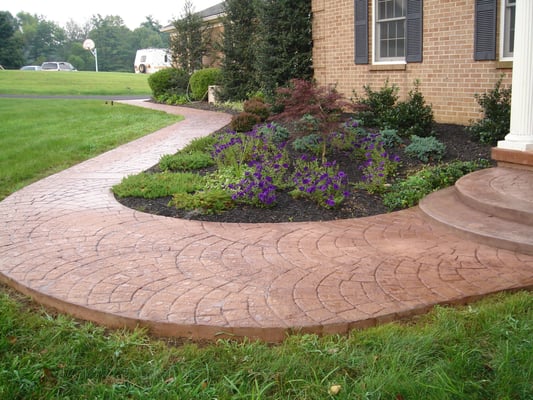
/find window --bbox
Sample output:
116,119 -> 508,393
354,0 -> 422,65
375,0 -> 406,62
501,0 -> 515,59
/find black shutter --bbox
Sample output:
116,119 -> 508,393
406,0 -> 423,63
474,0 -> 497,60
354,0 -> 368,64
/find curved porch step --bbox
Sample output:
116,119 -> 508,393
455,167 -> 533,225
419,186 -> 533,255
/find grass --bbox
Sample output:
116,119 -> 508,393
0,70 -> 151,96
0,98 -> 182,200
1,286 -> 531,399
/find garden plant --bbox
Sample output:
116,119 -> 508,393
115,79 -> 492,221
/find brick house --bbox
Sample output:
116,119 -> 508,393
312,0 -> 515,125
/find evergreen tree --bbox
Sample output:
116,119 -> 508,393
0,11 -> 24,68
219,0 -> 260,101
256,0 -> 313,96
169,0 -> 206,73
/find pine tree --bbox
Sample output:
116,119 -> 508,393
256,0 -> 313,96
170,0 -> 206,74
0,12 -> 24,69
219,0 -> 260,101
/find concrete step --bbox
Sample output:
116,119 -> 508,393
455,167 -> 533,225
419,170 -> 533,255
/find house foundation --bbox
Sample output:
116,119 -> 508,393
496,0 -> 533,168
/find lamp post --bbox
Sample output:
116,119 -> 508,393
83,39 -> 98,72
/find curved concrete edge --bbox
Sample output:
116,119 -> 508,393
3,269 -> 531,343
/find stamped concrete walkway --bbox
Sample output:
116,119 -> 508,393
1,100 -> 532,342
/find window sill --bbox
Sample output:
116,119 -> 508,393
496,61 -> 513,69
370,64 -> 407,71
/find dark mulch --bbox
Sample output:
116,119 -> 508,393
116,107 -> 493,223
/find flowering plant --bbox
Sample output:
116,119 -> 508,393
354,132 -> 401,194
290,155 -> 349,208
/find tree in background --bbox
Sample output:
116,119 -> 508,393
88,15 -> 136,72
16,12 -> 66,65
219,0 -> 260,101
0,10 -> 169,71
255,0 -> 313,96
169,0 -> 206,74
0,11 -> 24,68
134,16 -> 168,49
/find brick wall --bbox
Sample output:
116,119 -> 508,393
312,0 -> 512,125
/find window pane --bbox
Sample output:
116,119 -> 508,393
378,0 -> 388,19
504,2 -> 515,57
381,40 -> 389,58
378,0 -> 405,20
394,0 -> 405,18
396,39 -> 405,57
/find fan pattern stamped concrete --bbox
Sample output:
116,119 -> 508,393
1,101 -> 532,342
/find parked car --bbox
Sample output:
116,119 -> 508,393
41,62 -> 77,71
20,65 -> 42,71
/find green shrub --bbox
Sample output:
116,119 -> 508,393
230,112 -> 261,132
292,134 -> 322,155
392,81 -> 434,137
189,68 -> 222,101
181,135 -> 216,153
354,80 -> 434,137
256,122 -> 290,143
169,189 -> 234,214
467,77 -> 511,145
379,129 -> 403,148
159,152 -> 215,172
405,135 -> 446,163
156,93 -> 188,105
112,172 -> 204,199
354,79 -> 399,127
243,98 -> 270,121
148,68 -> 190,98
382,159 -> 491,210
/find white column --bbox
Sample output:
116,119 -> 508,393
498,0 -> 533,152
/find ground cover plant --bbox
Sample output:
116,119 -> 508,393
1,284 -> 531,399
0,98 -> 181,200
115,80 -> 493,222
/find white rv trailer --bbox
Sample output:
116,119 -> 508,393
134,48 -> 172,74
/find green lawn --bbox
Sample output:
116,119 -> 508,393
0,99 -> 181,200
1,286 -> 531,399
0,70 -> 151,96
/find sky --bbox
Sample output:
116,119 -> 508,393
4,0 -> 222,30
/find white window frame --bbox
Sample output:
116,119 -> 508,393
372,0 -> 407,65
499,0 -> 515,61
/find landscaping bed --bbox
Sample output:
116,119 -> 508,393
115,119 -> 493,223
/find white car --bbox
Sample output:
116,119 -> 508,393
20,65 -> 42,71
41,62 -> 77,71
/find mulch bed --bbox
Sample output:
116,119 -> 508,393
116,106 -> 493,223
